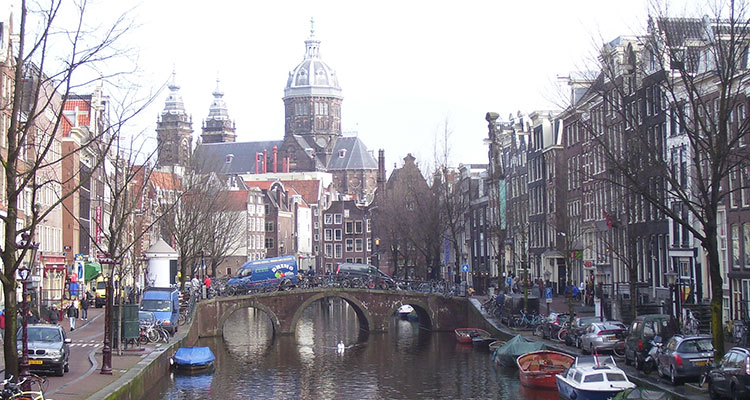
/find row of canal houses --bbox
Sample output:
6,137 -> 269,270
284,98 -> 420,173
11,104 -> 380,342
475,17 -> 750,324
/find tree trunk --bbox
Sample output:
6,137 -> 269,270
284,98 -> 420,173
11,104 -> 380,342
629,264 -> 638,323
3,280 -> 19,378
704,228 -> 724,361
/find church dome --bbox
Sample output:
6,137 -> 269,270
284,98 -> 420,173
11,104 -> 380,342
284,21 -> 342,99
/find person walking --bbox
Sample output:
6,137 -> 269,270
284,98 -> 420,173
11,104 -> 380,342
66,301 -> 78,331
48,304 -> 60,325
81,292 -> 90,320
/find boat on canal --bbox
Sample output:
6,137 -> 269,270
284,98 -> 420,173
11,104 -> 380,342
516,350 -> 574,389
555,355 -> 636,400
488,340 -> 505,353
492,334 -> 546,368
172,347 -> 216,372
454,328 -> 493,345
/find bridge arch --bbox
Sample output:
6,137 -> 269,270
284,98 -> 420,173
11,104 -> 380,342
217,297 -> 282,335
287,292 -> 373,335
389,300 -> 434,330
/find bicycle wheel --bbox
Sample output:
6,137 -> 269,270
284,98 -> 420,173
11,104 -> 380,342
146,327 -> 160,343
534,324 -> 544,337
557,328 -> 568,342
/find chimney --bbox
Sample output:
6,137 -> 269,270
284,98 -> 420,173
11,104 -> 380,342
273,146 -> 278,173
377,149 -> 386,196
263,149 -> 268,173
255,152 -> 259,174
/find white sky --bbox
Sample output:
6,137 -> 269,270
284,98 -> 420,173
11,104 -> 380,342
29,0 -> 700,171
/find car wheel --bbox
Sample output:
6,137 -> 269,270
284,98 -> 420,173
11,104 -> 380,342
670,366 -> 679,385
56,365 -> 64,376
707,380 -> 720,400
64,362 -> 69,373
657,363 -> 665,378
635,355 -> 642,370
731,383 -> 740,400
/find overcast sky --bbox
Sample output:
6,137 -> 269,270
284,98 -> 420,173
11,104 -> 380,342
97,1 -> 694,171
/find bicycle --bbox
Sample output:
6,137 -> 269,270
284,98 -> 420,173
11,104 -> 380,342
682,310 -> 699,335
0,374 -> 47,400
612,339 -> 626,358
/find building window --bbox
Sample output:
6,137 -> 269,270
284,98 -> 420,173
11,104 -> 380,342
334,214 -> 342,224
266,221 -> 274,232
346,258 -> 354,263
345,221 -> 354,234
334,244 -> 342,258
324,244 -> 333,257
324,229 -> 332,241
355,221 -> 363,233
325,263 -> 332,273
334,229 -> 342,241
366,219 -> 371,232
226,154 -> 234,163
265,238 -> 275,249
339,150 -> 346,158
733,224 -> 741,268
367,238 -> 372,252
744,223 -> 750,269
314,233 -> 320,241
346,239 -> 354,252
355,258 -> 363,263
324,214 -> 333,224
355,238 -> 363,252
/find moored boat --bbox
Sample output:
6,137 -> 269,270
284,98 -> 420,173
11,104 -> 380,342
492,334 -> 546,368
555,355 -> 636,400
172,347 -> 216,372
397,304 -> 414,319
488,340 -> 506,353
516,350 -> 574,389
454,328 -> 492,344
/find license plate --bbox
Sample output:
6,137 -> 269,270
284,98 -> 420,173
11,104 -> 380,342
29,360 -> 42,365
695,360 -> 707,366
607,336 -> 616,340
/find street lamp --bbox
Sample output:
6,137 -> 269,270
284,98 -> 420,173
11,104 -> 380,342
17,232 -> 39,391
595,271 -> 606,322
99,253 -> 119,375
664,269 -> 679,330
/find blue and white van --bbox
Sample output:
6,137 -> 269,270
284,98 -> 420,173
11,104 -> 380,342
140,287 -> 180,334
227,256 -> 298,292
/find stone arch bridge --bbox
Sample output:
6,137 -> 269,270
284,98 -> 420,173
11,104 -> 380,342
193,288 -> 471,336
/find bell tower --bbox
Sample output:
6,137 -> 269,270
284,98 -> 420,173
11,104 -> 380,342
156,70 -> 193,169
201,77 -> 236,144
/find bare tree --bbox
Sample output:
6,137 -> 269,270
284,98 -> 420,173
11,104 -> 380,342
0,1 -> 138,378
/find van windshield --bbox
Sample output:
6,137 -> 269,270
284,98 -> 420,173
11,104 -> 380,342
141,299 -> 172,312
238,268 -> 252,278
96,282 -> 106,290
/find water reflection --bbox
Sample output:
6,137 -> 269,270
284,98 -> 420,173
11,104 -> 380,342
158,297 -> 543,399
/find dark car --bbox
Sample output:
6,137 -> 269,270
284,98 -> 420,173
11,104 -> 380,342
17,324 -> 71,376
706,347 -> 750,399
336,263 -> 395,288
656,335 -> 714,384
567,316 -> 605,348
625,314 -> 675,370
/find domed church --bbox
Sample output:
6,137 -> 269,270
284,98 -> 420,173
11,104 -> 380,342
158,20 -> 378,202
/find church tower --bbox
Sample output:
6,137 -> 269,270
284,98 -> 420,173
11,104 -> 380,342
201,77 -> 236,144
282,18 -> 342,169
156,71 -> 193,168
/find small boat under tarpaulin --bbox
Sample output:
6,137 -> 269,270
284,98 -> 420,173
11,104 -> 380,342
492,334 -> 546,368
516,350 -> 574,389
488,340 -> 506,353
610,388 -> 671,400
172,347 -> 216,372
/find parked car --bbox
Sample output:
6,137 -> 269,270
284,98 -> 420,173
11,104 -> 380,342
656,334 -> 714,385
580,321 -> 627,354
567,316 -> 604,348
542,312 -> 570,340
625,314 -> 676,370
705,346 -> 750,399
17,324 -> 71,376
140,287 -> 180,334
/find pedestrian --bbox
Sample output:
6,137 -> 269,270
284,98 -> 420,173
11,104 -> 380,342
27,310 -> 38,324
66,301 -> 78,331
48,304 -> 60,325
203,275 -> 211,290
0,309 -> 5,340
81,292 -> 90,320
190,275 -> 200,297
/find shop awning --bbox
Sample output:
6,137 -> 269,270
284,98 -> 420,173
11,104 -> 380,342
84,262 -> 102,281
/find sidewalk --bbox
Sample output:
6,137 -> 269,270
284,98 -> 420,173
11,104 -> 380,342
0,306 -> 165,400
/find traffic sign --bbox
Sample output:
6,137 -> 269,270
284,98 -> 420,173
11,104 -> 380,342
545,287 -> 553,303
461,264 -> 470,272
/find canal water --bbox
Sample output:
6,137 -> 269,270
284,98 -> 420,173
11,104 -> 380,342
156,298 -> 559,400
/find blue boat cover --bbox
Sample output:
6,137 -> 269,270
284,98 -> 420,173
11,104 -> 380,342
173,347 -> 215,366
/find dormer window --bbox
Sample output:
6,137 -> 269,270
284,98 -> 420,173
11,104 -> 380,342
226,154 -> 234,163
339,149 -> 346,158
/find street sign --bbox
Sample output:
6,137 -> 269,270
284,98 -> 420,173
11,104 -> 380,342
545,287 -> 553,304
461,264 -> 470,272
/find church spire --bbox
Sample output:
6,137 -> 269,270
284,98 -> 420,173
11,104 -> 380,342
162,67 -> 186,115
304,17 -> 320,59
201,73 -> 236,144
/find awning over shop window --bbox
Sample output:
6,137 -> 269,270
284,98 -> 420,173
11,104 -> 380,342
84,262 -> 102,281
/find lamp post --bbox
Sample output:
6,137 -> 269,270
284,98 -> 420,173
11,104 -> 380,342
595,271 -> 605,322
664,269 -> 679,331
17,232 -> 38,391
99,253 -> 119,375
374,238 -> 380,268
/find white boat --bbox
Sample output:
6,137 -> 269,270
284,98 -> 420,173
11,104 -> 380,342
555,355 -> 636,400
398,304 -> 415,319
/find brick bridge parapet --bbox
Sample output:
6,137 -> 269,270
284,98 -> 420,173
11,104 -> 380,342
193,288 -> 469,336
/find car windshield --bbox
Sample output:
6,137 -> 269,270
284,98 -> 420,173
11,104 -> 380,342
140,299 -> 172,312
96,282 -> 106,289
678,338 -> 714,353
22,327 -> 62,343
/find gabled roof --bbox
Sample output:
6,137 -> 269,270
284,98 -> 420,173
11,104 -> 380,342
244,180 -> 274,191
149,170 -> 182,191
281,179 -> 321,204
194,141 -> 284,174
221,190 -> 249,211
327,137 -> 377,170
